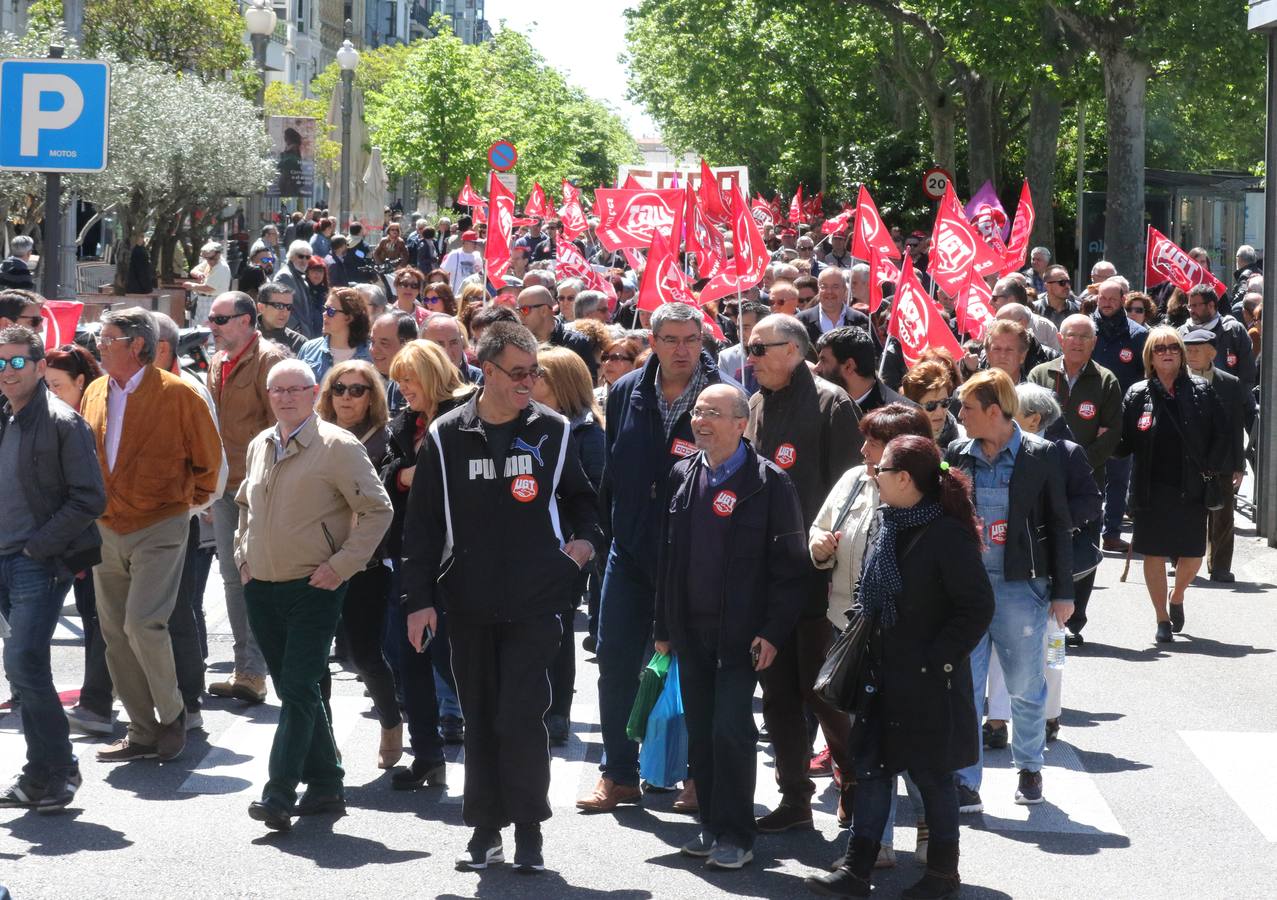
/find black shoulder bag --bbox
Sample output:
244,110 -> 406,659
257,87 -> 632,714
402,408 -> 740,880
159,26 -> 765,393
1158,388 -> 1228,512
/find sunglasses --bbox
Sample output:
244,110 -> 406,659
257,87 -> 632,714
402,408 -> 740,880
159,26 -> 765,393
1047,278 -> 1071,286
1152,344 -> 1181,355
260,300 -> 293,311
423,294 -> 443,304
331,382 -> 370,398
518,303 -> 551,315
16,314 -> 43,327
1127,306 -> 1146,314
323,306 -> 343,318
208,312 -> 249,325
489,361 -> 544,382
0,355 -> 32,372
876,466 -> 903,474
746,340 -> 790,357
920,399 -> 947,412
398,282 -> 421,290
602,353 -> 635,363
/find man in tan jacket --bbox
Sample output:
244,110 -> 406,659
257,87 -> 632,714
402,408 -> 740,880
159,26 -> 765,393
206,291 -> 286,704
234,359 -> 392,831
80,308 -> 224,764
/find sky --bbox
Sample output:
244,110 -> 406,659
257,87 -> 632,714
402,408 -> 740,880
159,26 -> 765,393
481,0 -> 656,138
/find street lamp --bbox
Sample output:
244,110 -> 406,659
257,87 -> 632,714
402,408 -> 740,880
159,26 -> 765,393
337,24 -> 359,231
244,0 -> 277,234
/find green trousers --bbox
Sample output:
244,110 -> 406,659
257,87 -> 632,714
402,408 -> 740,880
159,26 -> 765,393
245,577 -> 346,807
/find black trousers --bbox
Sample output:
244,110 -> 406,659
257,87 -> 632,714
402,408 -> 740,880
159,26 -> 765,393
337,564 -> 401,729
678,627 -> 759,850
548,611 -> 576,718
170,516 -> 209,709
449,613 -> 561,829
1207,485 -> 1237,575
1066,520 -> 1103,635
72,575 -> 112,717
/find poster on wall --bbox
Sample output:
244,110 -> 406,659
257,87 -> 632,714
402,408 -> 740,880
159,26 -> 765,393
265,116 -> 316,199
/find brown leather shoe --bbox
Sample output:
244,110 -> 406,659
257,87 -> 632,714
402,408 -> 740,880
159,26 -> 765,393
207,672 -> 239,698
576,777 -> 642,812
231,672 -> 268,704
672,779 -> 698,814
756,803 -> 814,833
1102,536 -> 1130,553
378,723 -> 404,769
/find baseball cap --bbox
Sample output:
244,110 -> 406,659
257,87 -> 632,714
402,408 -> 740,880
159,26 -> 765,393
461,230 -> 479,242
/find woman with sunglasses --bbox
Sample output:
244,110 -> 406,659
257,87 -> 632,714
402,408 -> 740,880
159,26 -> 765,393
382,340 -> 477,788
1123,290 -> 1157,328
298,287 -> 373,384
1116,326 -> 1229,643
314,361 -> 405,769
391,266 -> 429,326
901,360 -> 964,450
422,282 -> 457,317
808,434 -> 993,898
594,334 -> 644,407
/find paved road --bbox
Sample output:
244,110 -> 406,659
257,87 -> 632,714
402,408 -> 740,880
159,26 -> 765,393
3,506 -> 1277,899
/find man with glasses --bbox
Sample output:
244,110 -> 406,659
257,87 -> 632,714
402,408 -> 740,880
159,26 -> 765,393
797,268 -> 869,346
1090,277 -> 1148,553
402,323 -> 602,871
654,384 -> 808,870
207,292 -> 287,706
276,240 -> 319,338
1180,284 -> 1255,397
0,289 -> 44,331
0,325 -> 105,811
1033,264 -> 1080,329
256,282 -> 306,356
516,285 -> 597,381
1029,314 -> 1123,643
743,314 -> 862,834
580,301 -> 738,814
80,308 -> 223,763
795,235 -> 823,276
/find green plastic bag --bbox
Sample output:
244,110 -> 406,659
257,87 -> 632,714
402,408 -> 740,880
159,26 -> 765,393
626,651 -> 671,742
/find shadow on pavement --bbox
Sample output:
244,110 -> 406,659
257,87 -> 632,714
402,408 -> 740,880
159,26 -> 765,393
1164,635 -> 1274,658
440,869 -> 653,898
1070,642 -> 1167,663
0,808 -> 133,856
973,811 -> 1130,855
1070,748 -> 1151,774
1059,708 -> 1124,730
252,824 -> 429,868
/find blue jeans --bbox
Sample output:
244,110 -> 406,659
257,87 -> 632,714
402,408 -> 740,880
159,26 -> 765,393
850,716 -> 959,848
958,575 -> 1049,791
0,553 -> 76,782
1103,456 -> 1133,537
596,545 -> 656,786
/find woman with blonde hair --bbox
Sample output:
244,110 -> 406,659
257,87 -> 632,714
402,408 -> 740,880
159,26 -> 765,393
383,341 -> 476,787
532,346 -> 605,744
314,361 -> 403,769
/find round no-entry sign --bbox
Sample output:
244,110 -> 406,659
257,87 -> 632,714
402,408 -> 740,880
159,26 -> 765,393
922,167 -> 952,201
488,140 -> 518,172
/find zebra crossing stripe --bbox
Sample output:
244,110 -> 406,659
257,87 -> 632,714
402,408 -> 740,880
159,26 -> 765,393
1181,731 -> 1277,841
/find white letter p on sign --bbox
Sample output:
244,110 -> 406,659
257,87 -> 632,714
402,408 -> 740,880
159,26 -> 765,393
20,73 -> 83,157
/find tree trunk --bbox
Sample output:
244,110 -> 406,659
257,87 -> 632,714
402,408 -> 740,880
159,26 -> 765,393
927,94 -> 956,176
962,72 -> 998,194
1025,81 -> 1063,256
1101,49 -> 1150,285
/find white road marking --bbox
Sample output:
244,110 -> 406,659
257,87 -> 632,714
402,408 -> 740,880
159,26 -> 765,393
1181,730 -> 1277,841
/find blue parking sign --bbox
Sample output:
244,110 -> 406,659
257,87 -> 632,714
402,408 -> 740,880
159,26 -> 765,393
0,58 -> 110,173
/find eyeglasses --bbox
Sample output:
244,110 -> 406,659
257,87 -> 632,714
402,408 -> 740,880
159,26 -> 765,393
267,385 -> 313,397
16,314 -> 43,327
920,399 -> 947,412
1047,278 -> 1071,286
1151,344 -> 1182,355
518,303 -> 551,316
0,355 -> 32,372
97,335 -> 131,349
691,408 -> 733,420
207,312 -> 249,326
260,300 -> 293,311
1127,306 -> 1146,314
602,353 -> 636,363
559,294 -> 578,302
876,466 -> 903,474
656,335 -> 702,349
323,306 -> 343,318
398,282 -> 421,290
423,294 -> 443,305
331,382 -> 370,398
746,340 -> 790,358
488,361 -> 544,382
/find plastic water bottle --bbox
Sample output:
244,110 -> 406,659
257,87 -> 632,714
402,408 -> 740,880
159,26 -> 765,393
1046,622 -> 1067,669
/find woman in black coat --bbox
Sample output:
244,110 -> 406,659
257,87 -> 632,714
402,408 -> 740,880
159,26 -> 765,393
809,435 -> 994,900
1115,326 -> 1228,643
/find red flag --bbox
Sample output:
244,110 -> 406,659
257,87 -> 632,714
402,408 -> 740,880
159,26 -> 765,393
697,159 -> 731,226
684,182 -> 728,279
788,186 -> 803,224
593,188 -> 686,252
622,248 -> 645,271
770,195 -> 785,224
699,183 -> 770,305
457,175 -> 485,208
852,185 -> 901,260
637,230 -> 697,312
868,247 -> 901,314
555,238 -> 614,300
622,172 -> 643,190
821,208 -> 854,236
955,268 -> 996,340
43,300 -> 82,347
889,263 -> 964,367
1145,225 -> 1228,297
524,182 -> 548,219
483,171 -> 515,289
928,183 -> 1002,294
1000,180 -> 1036,276
751,194 -> 775,229
562,178 -> 581,204
803,190 -> 823,222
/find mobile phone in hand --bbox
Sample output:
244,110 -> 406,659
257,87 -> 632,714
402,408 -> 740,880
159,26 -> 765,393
750,644 -> 761,668
417,626 -> 434,653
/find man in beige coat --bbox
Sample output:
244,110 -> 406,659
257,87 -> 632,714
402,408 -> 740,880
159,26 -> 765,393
234,359 -> 392,831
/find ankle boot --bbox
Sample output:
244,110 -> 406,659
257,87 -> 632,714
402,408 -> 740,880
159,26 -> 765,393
901,839 -> 960,899
805,837 -> 878,897
378,723 -> 404,769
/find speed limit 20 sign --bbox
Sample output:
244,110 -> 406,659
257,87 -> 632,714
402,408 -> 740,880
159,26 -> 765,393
922,167 -> 953,201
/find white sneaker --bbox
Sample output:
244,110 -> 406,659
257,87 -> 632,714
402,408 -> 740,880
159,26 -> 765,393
185,709 -> 204,731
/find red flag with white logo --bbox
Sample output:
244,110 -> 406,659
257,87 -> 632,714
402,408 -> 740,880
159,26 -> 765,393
698,159 -> 731,226
637,229 -> 697,312
770,195 -> 785,224
43,300 -> 83,348
803,190 -> 823,223
868,247 -> 900,314
524,182 -> 548,219
821,208 -> 854,236
751,194 -> 775,228
484,171 -> 515,289
555,238 -> 616,301
594,188 -> 686,252
852,185 -> 901,260
788,186 -> 804,224
889,262 -> 964,367
928,183 -> 1002,294
955,267 -> 996,340
457,175 -> 486,208
1000,179 -> 1035,276
1145,225 -> 1228,297
557,180 -> 588,241
699,183 -> 770,305
685,182 -> 728,279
